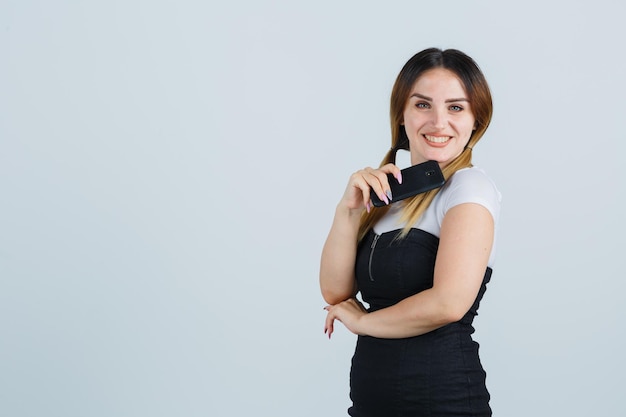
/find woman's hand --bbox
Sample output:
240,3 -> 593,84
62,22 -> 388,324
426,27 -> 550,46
324,298 -> 369,339
339,164 -> 403,213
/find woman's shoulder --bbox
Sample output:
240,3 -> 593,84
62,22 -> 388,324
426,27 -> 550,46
444,166 -> 500,198
436,166 -> 502,217
448,166 -> 496,185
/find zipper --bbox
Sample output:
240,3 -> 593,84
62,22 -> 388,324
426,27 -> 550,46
368,233 -> 380,281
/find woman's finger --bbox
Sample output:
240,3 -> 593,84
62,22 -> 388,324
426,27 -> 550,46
342,163 -> 401,210
324,312 -> 335,339
379,163 -> 403,184
364,164 -> 401,204
360,168 -> 390,205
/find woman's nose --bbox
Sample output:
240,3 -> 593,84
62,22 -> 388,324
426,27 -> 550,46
431,108 -> 448,130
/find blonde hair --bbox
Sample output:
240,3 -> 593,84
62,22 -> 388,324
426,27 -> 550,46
357,48 -> 493,242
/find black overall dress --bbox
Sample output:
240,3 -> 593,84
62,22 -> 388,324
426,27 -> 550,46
349,228 -> 492,417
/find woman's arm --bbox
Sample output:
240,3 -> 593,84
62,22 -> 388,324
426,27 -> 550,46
319,164 -> 402,305
324,202 -> 494,338
319,205 -> 361,305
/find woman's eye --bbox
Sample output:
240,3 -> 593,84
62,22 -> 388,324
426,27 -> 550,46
416,102 -> 430,109
449,105 -> 463,112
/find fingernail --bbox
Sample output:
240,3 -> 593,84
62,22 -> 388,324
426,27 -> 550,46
366,202 -> 371,213
386,190 -> 393,202
397,172 -> 403,184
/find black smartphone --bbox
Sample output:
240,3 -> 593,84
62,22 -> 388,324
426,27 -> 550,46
370,160 -> 445,207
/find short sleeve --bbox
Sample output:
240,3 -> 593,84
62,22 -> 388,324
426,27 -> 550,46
436,167 -> 502,225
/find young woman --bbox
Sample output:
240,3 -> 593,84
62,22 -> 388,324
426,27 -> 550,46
320,48 -> 501,417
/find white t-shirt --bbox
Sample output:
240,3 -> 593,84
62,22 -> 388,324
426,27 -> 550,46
373,166 -> 502,267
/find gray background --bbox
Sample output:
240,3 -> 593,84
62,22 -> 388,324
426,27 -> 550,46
1,1 -> 624,416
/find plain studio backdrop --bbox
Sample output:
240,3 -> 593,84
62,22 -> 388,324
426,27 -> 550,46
1,1 -> 624,416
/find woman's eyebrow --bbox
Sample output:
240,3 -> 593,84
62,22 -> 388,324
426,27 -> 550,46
410,93 -> 469,103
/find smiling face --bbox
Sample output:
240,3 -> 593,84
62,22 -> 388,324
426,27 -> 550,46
402,68 -> 476,168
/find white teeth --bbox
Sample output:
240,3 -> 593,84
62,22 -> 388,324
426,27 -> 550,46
425,135 -> 450,143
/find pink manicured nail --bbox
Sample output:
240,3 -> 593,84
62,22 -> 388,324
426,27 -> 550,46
397,172 -> 403,184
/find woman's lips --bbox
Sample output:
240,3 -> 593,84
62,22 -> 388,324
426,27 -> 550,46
424,134 -> 451,144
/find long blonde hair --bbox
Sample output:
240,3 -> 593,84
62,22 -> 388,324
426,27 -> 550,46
357,48 -> 493,242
